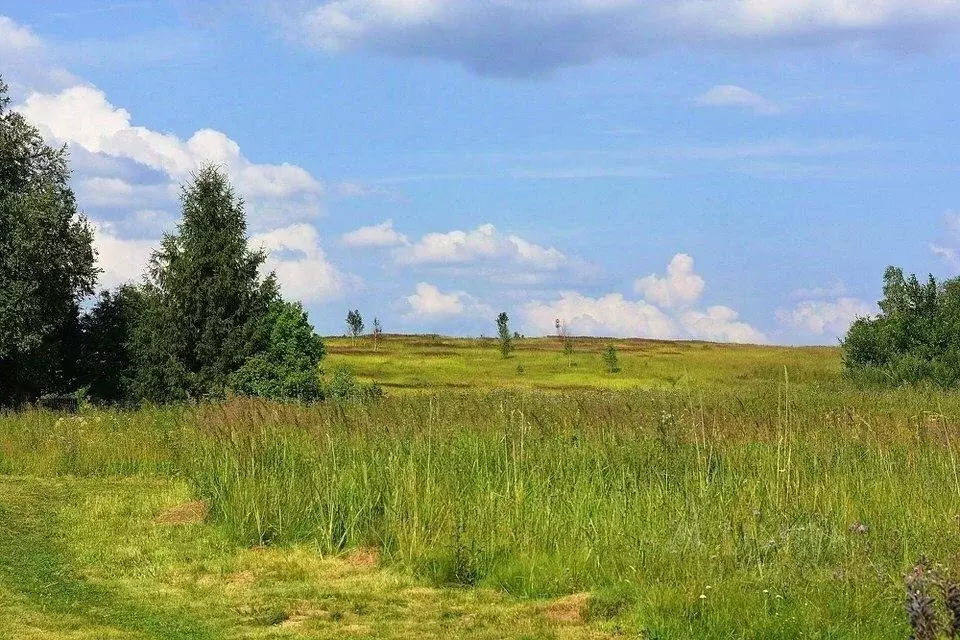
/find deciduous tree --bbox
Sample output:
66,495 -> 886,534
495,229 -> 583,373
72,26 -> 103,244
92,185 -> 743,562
0,78 -> 97,405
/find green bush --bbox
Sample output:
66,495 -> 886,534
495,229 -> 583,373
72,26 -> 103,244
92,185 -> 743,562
842,266 -> 960,388
229,301 -> 325,402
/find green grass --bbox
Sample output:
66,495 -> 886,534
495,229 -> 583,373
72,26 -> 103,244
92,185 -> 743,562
2,335 -> 959,638
323,334 -> 840,391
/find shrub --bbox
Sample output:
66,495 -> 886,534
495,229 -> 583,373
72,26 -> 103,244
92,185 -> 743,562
842,266 -> 960,388
602,344 -> 620,373
228,301 -> 325,402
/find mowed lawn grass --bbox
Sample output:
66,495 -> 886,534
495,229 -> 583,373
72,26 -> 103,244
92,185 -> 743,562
323,334 -> 841,391
0,475 -> 608,639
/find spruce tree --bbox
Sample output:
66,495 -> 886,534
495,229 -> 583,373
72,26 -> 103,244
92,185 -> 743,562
130,165 -> 277,402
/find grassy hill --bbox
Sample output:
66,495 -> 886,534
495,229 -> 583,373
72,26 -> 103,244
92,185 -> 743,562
324,334 -> 841,391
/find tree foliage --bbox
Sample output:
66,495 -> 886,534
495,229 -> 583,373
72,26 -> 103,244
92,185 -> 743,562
80,286 -> 141,404
0,90 -> 331,408
602,344 -> 620,373
842,266 -> 960,387
229,301 -> 325,402
497,312 -> 513,359
346,309 -> 364,339
129,165 -> 278,403
0,77 -> 98,405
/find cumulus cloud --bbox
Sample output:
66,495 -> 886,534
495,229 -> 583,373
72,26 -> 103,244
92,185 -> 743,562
521,252 -> 766,342
75,176 -> 177,210
91,221 -> 154,289
680,306 -> 767,343
634,253 -> 705,309
290,0 -> 960,77
19,86 -> 322,201
0,15 -> 42,53
931,210 -> 960,270
404,282 -> 489,317
696,85 -> 782,115
252,224 -> 350,302
776,297 -> 875,337
396,223 -> 566,269
341,219 -> 409,247
522,292 -> 678,338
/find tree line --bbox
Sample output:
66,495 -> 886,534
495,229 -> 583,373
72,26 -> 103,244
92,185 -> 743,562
0,78 -> 329,407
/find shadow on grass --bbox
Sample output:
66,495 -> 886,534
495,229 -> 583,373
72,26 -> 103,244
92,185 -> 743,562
0,478 -> 214,640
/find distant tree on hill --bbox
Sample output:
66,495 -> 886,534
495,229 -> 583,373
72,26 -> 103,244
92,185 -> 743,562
372,316 -> 382,352
557,320 -> 574,366
129,165 -> 278,403
603,344 -> 620,373
346,309 -> 364,342
842,265 -> 960,387
0,77 -> 98,405
497,312 -> 513,359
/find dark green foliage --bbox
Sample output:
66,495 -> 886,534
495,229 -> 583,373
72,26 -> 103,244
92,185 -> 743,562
496,312 -> 513,359
0,78 -> 98,405
346,309 -> 364,339
80,286 -> 142,404
129,165 -> 277,403
602,344 -> 620,373
842,266 -> 960,387
229,301 -> 325,402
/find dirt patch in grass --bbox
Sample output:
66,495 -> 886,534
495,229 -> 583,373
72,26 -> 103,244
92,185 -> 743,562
343,546 -> 380,569
543,593 -> 589,624
155,500 -> 208,525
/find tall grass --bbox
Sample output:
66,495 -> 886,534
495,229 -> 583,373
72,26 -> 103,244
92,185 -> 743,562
4,386 -> 960,635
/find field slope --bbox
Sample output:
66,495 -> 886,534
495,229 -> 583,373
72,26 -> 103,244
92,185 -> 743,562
1,335 -> 949,639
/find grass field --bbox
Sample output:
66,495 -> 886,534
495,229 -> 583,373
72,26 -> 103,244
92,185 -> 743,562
1,335 -> 957,638
323,334 -> 841,391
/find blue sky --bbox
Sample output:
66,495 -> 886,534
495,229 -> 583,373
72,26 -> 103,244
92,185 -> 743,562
3,1 -> 960,343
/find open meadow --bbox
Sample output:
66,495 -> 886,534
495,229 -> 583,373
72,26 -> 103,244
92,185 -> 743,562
2,335 -> 959,638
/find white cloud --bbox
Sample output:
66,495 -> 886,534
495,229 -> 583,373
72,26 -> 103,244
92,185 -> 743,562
17,85 -> 324,223
634,253 -> 705,309
777,297 -> 875,337
341,219 -> 409,247
0,16 -> 43,53
396,223 -> 566,269
252,224 -> 350,302
932,243 -> 959,269
91,221 -> 154,289
680,306 -> 767,343
405,282 -> 488,317
522,292 -> 678,338
932,210 -> 960,270
696,85 -> 782,115
75,176 -> 177,209
521,252 -> 766,342
289,1 -> 960,77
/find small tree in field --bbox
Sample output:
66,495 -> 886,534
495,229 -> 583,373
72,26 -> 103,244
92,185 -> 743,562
346,309 -> 364,342
372,317 -> 382,352
603,344 -> 620,373
557,319 -> 574,366
497,312 -> 513,359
